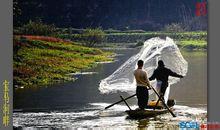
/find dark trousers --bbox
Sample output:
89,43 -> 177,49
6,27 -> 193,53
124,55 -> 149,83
136,86 -> 149,109
160,82 -> 169,96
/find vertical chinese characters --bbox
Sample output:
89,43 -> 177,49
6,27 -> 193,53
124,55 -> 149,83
2,80 -> 10,127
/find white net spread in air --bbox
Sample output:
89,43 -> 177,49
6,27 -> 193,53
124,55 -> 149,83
99,37 -> 188,101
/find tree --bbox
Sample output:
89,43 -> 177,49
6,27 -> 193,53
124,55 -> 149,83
20,20 -> 57,36
82,28 -> 105,47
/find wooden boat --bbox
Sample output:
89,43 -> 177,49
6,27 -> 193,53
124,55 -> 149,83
125,99 -> 175,119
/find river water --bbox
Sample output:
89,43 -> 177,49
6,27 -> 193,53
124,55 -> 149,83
13,48 -> 207,129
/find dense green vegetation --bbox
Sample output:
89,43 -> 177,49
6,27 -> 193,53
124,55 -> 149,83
57,30 -> 207,50
13,31 -> 206,88
13,36 -> 113,88
81,28 -> 106,47
105,31 -> 207,43
13,21 -> 206,88
14,22 -> 106,47
14,20 -> 57,36
14,22 -> 207,50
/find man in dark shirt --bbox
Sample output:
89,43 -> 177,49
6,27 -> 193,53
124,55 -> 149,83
149,60 -> 184,98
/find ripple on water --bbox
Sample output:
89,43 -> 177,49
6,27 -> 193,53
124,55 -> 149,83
13,103 -> 207,129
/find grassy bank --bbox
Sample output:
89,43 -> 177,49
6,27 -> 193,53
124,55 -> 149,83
57,31 -> 207,50
13,36 -> 113,88
176,40 -> 207,50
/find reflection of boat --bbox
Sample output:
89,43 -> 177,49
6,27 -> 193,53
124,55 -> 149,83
125,99 -> 175,119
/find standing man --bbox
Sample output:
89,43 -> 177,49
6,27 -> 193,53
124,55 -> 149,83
149,60 -> 184,100
134,60 -> 151,109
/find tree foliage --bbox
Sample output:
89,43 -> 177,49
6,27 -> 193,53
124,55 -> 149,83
14,0 -> 207,31
82,28 -> 105,47
18,20 -> 57,36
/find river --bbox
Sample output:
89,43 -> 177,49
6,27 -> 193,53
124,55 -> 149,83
13,48 -> 207,129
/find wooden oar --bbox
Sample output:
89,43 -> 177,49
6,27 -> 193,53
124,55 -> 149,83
120,95 -> 132,110
149,85 -> 176,117
104,94 -> 136,109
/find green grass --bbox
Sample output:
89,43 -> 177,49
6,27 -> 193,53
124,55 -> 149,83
106,31 -> 206,35
176,40 -> 207,50
57,31 -> 207,47
105,31 -> 207,41
13,36 -> 113,88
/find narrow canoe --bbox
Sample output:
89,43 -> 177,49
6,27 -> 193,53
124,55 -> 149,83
125,99 -> 175,119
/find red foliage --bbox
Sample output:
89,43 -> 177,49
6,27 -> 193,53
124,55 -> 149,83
20,35 -> 71,43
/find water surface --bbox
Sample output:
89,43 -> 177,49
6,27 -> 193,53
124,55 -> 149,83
13,48 -> 207,129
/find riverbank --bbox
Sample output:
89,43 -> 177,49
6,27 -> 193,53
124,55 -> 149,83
13,35 -> 113,88
57,31 -> 207,50
13,33 -> 206,88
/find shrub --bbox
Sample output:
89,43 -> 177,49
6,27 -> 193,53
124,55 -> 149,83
18,20 -> 57,36
82,28 -> 105,47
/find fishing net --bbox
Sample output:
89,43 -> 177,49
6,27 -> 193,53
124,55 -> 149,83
99,37 -> 188,102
